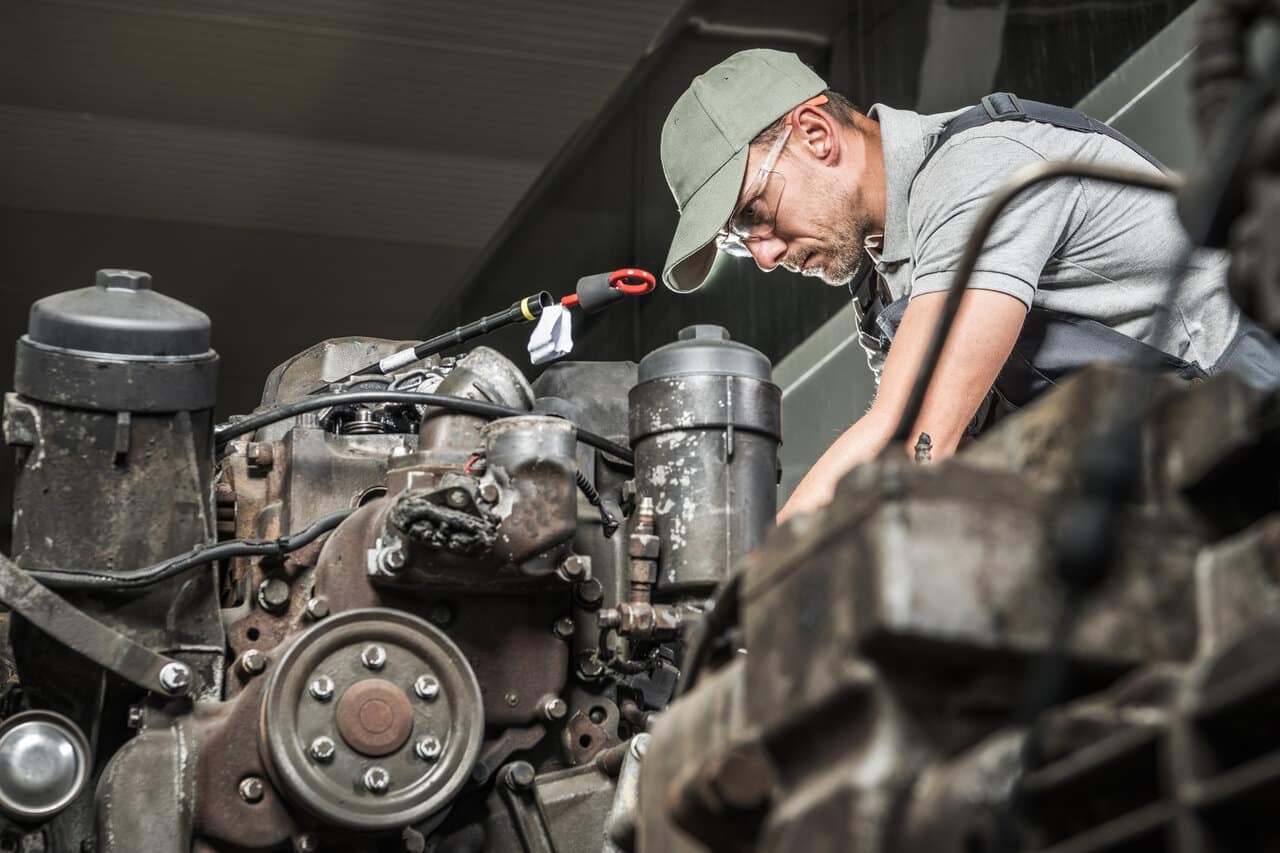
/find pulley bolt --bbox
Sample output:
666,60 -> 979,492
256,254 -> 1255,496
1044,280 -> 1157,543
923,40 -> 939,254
446,489 -> 469,508
158,662 -> 191,694
305,596 -> 330,621
257,577 -> 291,613
309,736 -> 336,764
361,645 -> 387,670
553,617 -> 575,640
239,649 -> 267,676
415,736 -> 443,761
309,675 -> 335,701
238,776 -> 265,803
414,675 -> 441,702
363,766 -> 391,794
541,698 -> 568,722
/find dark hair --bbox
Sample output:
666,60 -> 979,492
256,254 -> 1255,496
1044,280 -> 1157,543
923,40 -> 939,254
753,89 -> 864,147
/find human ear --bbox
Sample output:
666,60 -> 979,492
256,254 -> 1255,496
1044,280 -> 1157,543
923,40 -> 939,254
791,105 -> 839,165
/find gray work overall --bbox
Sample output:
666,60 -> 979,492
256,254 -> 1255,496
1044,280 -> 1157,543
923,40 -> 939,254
856,93 -> 1280,431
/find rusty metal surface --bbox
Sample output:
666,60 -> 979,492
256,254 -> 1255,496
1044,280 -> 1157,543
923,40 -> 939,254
335,677 -> 416,757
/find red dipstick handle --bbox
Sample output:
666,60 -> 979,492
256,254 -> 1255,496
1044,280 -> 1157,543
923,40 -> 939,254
609,268 -> 656,295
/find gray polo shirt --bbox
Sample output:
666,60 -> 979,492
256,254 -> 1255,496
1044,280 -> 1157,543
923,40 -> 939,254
865,103 -> 1240,372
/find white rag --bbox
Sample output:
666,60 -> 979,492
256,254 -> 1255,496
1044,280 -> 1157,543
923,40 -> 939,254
527,304 -> 574,365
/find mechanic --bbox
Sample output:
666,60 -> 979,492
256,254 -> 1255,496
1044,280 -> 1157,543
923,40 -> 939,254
658,48 -> 1280,521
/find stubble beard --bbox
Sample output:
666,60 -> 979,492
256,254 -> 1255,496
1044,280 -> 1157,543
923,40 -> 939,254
785,185 -> 875,287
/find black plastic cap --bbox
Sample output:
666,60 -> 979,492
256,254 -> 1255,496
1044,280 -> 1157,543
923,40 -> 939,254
28,269 -> 212,357
637,325 -> 772,383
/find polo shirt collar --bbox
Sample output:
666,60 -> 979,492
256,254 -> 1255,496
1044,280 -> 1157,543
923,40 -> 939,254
866,103 -> 930,267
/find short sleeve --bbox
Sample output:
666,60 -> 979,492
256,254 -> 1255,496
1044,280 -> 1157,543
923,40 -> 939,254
908,135 -> 1086,309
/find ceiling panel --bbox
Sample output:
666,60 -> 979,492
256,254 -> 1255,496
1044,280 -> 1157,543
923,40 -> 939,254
0,105 -> 538,246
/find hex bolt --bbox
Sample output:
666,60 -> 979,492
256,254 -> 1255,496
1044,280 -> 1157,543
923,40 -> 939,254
239,649 -> 267,677
361,644 -> 387,670
577,652 -> 605,681
504,691 -> 520,708
309,675 -> 335,702
309,736 -> 336,764
446,489 -> 469,508
305,596 -> 330,621
553,617 -> 575,640
559,555 -> 590,581
414,675 -> 441,702
479,482 -> 500,503
502,761 -> 536,792
415,736 -> 443,761
541,698 -> 568,722
158,662 -> 191,694
574,578 -> 604,608
246,442 -> 274,468
238,776 -> 265,803
293,833 -> 319,853
378,544 -> 407,574
257,577 -> 291,613
363,766 -> 391,795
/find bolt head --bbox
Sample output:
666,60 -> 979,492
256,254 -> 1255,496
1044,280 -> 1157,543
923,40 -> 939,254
415,736 -> 443,761
379,544 -> 407,574
542,698 -> 568,721
239,776 -> 265,803
361,645 -> 387,670
126,706 -> 143,729
158,661 -> 191,694
309,675 -> 335,702
363,766 -> 391,794
257,577 -> 291,613
414,675 -> 441,702
504,761 -> 536,791
559,555 -> 590,580
240,649 -> 267,676
309,736 -> 336,764
479,482 -> 500,503
305,597 -> 330,620
446,489 -> 469,508
574,578 -> 604,607
553,617 -> 575,640
504,691 -> 519,707
294,833 -> 319,853
577,652 -> 605,680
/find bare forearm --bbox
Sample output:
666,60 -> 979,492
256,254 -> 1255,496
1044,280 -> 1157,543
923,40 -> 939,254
778,410 -> 895,521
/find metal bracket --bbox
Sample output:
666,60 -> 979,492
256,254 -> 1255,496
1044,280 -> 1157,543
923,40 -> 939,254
0,553 -> 191,696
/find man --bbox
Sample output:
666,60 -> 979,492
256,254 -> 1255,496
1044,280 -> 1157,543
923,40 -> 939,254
659,49 -> 1278,521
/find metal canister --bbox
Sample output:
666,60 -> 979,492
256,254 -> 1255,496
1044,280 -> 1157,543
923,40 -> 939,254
629,325 -> 781,599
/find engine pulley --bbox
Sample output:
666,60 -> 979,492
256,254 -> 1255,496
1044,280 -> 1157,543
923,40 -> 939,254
259,609 -> 484,831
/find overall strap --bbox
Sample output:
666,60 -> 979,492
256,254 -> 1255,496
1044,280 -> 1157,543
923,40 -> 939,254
917,92 -> 1167,176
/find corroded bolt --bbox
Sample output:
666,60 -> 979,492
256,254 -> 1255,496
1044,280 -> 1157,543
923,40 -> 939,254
574,578 -> 603,608
553,617 -> 575,640
361,644 -> 387,670
479,482 -> 500,503
414,675 -> 441,702
239,649 -> 267,676
541,698 -> 568,722
239,776 -> 264,803
309,675 -> 335,701
446,489 -> 469,508
559,555 -> 590,581
305,596 -> 330,620
309,736 -> 336,764
158,662 -> 191,694
363,766 -> 391,794
415,736 -> 443,761
257,577 -> 291,613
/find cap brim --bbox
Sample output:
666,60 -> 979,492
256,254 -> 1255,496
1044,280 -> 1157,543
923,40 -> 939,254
662,146 -> 750,293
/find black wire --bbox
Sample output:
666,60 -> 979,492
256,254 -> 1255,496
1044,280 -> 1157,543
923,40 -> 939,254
26,509 -> 356,591
575,471 -> 619,537
214,391 -> 635,464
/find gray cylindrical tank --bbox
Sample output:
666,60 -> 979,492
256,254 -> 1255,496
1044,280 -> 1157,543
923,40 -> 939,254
629,325 -> 781,600
4,269 -> 223,703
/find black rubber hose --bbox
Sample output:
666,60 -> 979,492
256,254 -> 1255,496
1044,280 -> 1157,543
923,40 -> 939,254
214,391 -> 635,464
26,508 -> 356,591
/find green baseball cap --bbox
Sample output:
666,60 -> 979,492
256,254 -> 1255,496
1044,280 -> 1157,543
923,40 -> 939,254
660,49 -> 828,293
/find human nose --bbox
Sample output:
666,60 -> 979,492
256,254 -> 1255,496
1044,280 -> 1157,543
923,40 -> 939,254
746,234 -> 788,272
